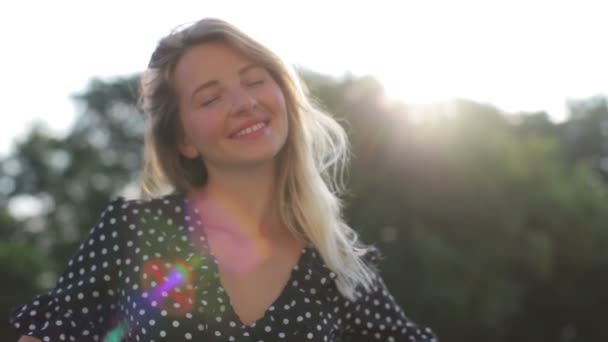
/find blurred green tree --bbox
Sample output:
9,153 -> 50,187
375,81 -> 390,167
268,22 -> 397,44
2,70 -> 607,342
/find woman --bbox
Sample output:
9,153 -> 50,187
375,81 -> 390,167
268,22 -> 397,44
11,18 -> 437,341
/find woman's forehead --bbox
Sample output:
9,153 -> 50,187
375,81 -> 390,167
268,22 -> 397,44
173,42 -> 257,95
180,42 -> 252,75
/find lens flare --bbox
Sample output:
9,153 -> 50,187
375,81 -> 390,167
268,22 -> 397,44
186,189 -> 272,276
141,257 -> 197,316
103,320 -> 129,342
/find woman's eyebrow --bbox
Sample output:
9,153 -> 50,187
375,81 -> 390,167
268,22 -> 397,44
190,80 -> 219,102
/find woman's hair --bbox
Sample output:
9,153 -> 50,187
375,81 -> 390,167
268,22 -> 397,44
138,18 -> 377,300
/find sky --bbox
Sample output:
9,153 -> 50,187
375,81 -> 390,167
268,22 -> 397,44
0,0 -> 606,157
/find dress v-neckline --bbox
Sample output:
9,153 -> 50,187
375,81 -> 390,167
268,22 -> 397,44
183,193 -> 311,328
219,246 -> 309,328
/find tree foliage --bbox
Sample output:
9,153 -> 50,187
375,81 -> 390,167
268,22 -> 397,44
2,71 -> 607,341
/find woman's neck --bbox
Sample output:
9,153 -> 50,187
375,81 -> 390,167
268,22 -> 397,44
195,162 -> 284,239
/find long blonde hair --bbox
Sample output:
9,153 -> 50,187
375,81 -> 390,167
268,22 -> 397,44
138,18 -> 377,300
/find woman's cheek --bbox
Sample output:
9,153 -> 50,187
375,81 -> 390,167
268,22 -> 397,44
267,86 -> 287,113
190,110 -> 225,141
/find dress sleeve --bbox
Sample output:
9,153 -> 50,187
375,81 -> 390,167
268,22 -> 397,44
342,248 -> 438,342
9,198 -> 128,342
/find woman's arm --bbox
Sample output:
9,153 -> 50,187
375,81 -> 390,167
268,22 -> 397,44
341,248 -> 438,341
9,198 -> 128,340
18,336 -> 42,342
342,272 -> 437,341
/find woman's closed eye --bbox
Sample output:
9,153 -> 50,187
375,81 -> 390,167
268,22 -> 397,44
201,96 -> 221,107
247,79 -> 265,87
199,78 -> 264,107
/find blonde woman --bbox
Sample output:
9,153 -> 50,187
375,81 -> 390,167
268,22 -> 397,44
11,18 -> 437,341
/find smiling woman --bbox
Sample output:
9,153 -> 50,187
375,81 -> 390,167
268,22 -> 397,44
171,42 -> 289,170
10,18 -> 437,341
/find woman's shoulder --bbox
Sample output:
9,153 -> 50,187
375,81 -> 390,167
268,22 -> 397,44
105,192 -> 186,217
362,244 -> 383,264
91,192 -> 188,241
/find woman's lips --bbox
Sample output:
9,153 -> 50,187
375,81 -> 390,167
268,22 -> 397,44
230,120 -> 270,139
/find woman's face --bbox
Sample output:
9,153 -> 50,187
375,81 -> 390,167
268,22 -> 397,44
173,42 -> 289,174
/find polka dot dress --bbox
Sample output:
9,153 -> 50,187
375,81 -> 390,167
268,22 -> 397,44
9,193 -> 438,341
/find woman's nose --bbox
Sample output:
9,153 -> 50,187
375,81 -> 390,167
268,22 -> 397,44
229,86 -> 258,115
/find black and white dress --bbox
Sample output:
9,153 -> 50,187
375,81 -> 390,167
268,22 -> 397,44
9,193 -> 438,341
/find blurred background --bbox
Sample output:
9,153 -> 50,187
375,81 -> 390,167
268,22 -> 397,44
1,1 -> 607,341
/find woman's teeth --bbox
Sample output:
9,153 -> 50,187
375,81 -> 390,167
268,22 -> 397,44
234,122 -> 266,137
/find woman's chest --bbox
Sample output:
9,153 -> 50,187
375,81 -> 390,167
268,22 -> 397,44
216,236 -> 306,326
114,248 -> 346,341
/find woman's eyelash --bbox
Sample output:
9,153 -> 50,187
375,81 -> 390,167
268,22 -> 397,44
200,80 -> 264,107
248,80 -> 265,86
202,96 -> 220,107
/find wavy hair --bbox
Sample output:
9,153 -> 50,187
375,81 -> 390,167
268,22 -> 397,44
138,18 -> 377,300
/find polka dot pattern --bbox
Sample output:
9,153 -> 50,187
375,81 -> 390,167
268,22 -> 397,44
9,194 -> 437,341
